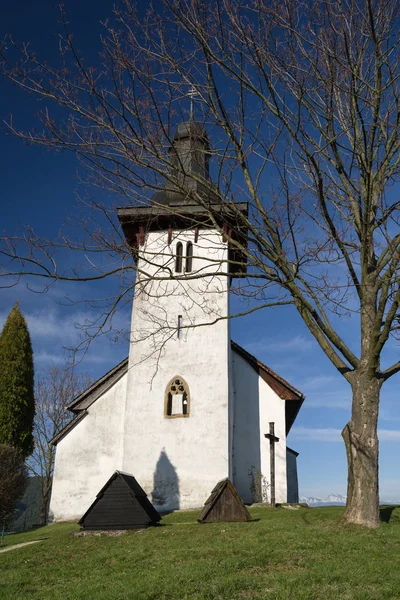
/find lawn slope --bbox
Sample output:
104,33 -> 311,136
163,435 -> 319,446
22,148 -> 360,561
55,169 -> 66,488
1,505 -> 400,600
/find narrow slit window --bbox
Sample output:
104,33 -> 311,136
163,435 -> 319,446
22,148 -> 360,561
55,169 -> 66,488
165,376 -> 190,418
175,242 -> 183,273
185,242 -> 193,273
177,315 -> 183,339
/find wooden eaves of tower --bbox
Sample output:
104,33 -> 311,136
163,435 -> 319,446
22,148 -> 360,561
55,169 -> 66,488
117,120 -> 248,275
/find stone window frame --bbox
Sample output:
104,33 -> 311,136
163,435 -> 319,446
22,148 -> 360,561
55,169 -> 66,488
164,375 -> 190,419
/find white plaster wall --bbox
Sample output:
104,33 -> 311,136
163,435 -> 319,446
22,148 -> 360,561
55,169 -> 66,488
232,351 -> 287,504
123,229 -> 231,511
49,373 -> 128,521
259,373 -> 287,504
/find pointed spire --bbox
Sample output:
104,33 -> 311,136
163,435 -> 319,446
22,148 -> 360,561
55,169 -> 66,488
152,120 -> 217,206
171,121 -> 210,180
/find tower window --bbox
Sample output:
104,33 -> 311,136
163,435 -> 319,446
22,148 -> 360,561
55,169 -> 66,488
185,242 -> 193,273
177,315 -> 183,339
175,242 -> 183,273
165,376 -> 190,418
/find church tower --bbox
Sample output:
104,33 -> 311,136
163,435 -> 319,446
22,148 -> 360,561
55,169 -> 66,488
49,120 -> 302,523
117,121 -> 248,510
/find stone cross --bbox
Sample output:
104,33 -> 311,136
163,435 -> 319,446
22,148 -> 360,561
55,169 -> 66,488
264,422 -> 280,508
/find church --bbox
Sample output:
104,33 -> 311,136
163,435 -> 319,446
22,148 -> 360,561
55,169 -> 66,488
49,120 -> 305,522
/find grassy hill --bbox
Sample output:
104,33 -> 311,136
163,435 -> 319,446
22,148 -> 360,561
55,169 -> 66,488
1,505 -> 400,599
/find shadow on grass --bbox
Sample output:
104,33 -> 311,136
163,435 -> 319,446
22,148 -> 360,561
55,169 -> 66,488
8,523 -> 47,536
198,519 -> 260,524
158,510 -> 175,517
27,524 -> 48,533
380,505 -> 400,523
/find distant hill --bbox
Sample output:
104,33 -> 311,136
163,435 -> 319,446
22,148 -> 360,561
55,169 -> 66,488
9,477 -> 41,532
300,494 -> 347,506
300,494 -> 396,507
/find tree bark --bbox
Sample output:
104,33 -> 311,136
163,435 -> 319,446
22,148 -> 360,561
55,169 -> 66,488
342,372 -> 381,528
40,483 -> 51,525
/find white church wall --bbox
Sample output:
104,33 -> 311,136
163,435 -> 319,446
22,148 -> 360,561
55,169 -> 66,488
49,372 -> 128,521
122,229 -> 231,511
259,376 -> 287,504
232,351 -> 287,504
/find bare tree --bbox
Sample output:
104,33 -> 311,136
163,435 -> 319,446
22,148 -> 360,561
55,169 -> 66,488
0,444 -> 28,533
29,367 -> 91,524
1,0 -> 400,527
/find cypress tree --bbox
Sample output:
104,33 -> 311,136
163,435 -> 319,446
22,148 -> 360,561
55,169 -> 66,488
0,302 -> 35,458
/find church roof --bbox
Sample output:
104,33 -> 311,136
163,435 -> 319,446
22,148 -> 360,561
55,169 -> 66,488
231,342 -> 305,435
67,357 -> 129,413
231,341 -> 303,401
150,120 -> 218,207
50,357 -> 129,445
287,447 -> 299,457
50,410 -> 88,446
51,341 -> 304,445
117,202 -> 249,276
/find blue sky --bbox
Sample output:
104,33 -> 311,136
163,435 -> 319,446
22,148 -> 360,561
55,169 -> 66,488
1,0 -> 399,502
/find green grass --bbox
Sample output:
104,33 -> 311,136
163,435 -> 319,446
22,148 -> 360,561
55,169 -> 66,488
2,505 -> 400,599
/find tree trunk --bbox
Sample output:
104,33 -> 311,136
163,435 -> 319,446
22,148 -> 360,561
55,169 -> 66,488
40,484 -> 51,525
342,372 -> 381,528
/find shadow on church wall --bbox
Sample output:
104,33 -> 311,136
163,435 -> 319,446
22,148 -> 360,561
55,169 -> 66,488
232,354 -> 262,504
151,448 -> 180,512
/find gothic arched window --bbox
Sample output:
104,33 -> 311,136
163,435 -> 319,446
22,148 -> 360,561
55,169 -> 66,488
185,242 -> 193,273
175,242 -> 183,273
164,376 -> 190,418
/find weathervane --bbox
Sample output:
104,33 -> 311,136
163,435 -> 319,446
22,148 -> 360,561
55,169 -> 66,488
187,85 -> 201,120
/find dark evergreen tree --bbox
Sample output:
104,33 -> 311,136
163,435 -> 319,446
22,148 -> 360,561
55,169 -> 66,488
0,303 -> 34,458
0,444 -> 29,530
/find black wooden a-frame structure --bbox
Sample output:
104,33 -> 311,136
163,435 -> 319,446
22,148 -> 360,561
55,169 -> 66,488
78,471 -> 161,530
198,478 -> 251,523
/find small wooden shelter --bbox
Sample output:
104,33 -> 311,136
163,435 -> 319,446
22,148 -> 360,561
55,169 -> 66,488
78,471 -> 161,530
198,478 -> 251,523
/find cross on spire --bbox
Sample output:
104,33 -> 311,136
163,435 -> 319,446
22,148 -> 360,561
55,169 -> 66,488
187,85 -> 201,120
